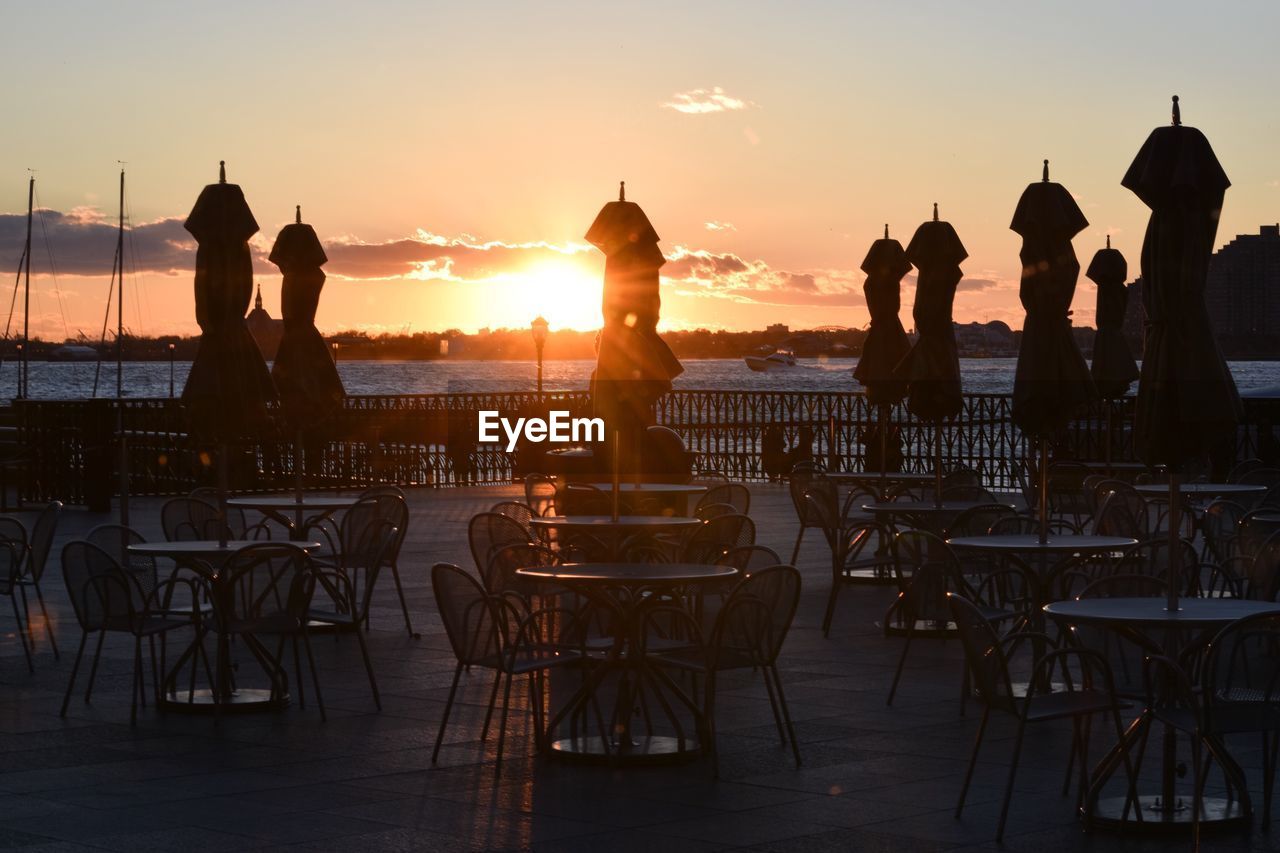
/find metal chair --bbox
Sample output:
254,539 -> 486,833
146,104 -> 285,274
12,501 -> 62,658
0,538 -> 32,672
216,543 -> 323,718
307,522 -> 398,711
491,501 -> 537,531
59,541 -> 203,723
1091,490 -> 1149,539
948,593 -> 1133,841
680,514 -> 755,564
468,512 -> 534,575
645,565 -> 802,777
309,494 -> 414,636
523,473 -> 558,517
430,562 -> 584,775
1201,500 -> 1246,565
695,483 -> 750,517
787,462 -> 827,563
989,514 -> 1081,536
945,503 -> 1019,538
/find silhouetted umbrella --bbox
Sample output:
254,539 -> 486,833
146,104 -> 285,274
1010,161 -> 1094,542
1122,95 -> 1240,611
182,162 -> 276,544
270,206 -> 344,511
895,204 -> 966,505
586,182 -> 683,512
1087,236 -> 1138,476
855,224 -> 911,484
1086,236 -> 1138,398
182,162 -> 276,441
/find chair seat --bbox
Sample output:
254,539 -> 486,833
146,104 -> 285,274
477,647 -> 584,674
222,612 -> 305,635
1020,689 -> 1122,723
1155,700 -> 1280,736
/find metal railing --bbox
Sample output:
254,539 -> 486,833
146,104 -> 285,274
14,390 -> 1277,506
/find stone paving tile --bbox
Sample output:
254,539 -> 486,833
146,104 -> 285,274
0,484 -> 1273,850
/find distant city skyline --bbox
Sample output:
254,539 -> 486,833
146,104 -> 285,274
3,1 -> 1279,339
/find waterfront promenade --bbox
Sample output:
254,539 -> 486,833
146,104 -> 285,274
0,484 -> 1272,852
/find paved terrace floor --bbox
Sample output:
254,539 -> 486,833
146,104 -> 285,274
0,484 -> 1275,852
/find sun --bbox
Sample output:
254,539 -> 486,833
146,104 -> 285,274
502,260 -> 602,331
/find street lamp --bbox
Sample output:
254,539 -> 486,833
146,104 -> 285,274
530,316 -> 549,395
331,341 -> 339,364
167,342 -> 177,398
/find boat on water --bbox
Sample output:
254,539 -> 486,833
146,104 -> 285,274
50,345 -> 98,361
744,349 -> 798,372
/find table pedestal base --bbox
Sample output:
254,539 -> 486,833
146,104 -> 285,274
1084,795 -> 1249,833
548,734 -> 700,765
161,688 -> 287,714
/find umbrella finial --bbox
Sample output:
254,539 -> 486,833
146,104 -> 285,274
219,160 -> 226,183
1172,95 -> 1181,126
1043,159 -> 1050,182
295,205 -> 302,224
619,181 -> 626,202
932,202 -> 938,222
884,223 -> 889,239
1106,234 -> 1111,249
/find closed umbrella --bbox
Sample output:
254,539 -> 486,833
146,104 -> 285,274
895,204 -> 966,506
181,162 -> 276,545
270,206 -> 344,515
1086,236 -> 1138,473
1122,95 -> 1240,611
1010,160 -> 1095,542
854,224 -> 912,490
586,182 -> 683,517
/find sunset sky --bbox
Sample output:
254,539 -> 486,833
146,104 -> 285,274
3,1 -> 1279,341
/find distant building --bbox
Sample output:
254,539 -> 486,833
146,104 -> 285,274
765,323 -> 790,338
954,321 -> 1016,356
245,284 -> 283,360
1125,224 -> 1280,358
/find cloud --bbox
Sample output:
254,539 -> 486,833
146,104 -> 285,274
956,277 -> 999,292
662,86 -> 754,115
324,232 -> 591,281
704,221 -> 736,232
660,246 -> 864,308
0,208 -> 194,275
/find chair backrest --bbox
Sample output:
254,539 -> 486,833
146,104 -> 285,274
1201,500 -> 1246,565
1239,468 -> 1280,489
712,565 -> 801,667
989,514 -> 1080,536
161,497 -> 220,541
1243,531 -> 1280,601
1117,538 -> 1199,589
26,501 -> 62,582
1227,458 -> 1267,483
432,562 -> 504,667
1092,490 -> 1149,539
1201,612 -> 1280,735
490,501 -> 535,531
697,483 -> 750,516
892,530 -> 967,622
1079,573 -> 1167,599
1238,509 -> 1280,559
941,484 -> 997,504
947,593 -> 1015,709
945,503 -> 1018,538
942,467 -> 982,489
60,540 -> 124,631
484,542 -> 559,596
682,513 -> 755,564
0,517 -> 27,566
219,544 -> 313,632
695,502 -> 738,522
801,480 -> 841,543
341,494 -> 408,568
561,483 -> 612,515
361,484 -> 406,501
468,512 -> 533,573
523,474 -> 558,517
788,465 -> 826,522
716,545 -> 782,572
85,523 -> 152,585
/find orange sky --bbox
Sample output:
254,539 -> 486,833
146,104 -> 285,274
3,1 -> 1279,340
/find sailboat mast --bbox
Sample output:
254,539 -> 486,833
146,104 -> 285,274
21,176 -> 33,398
116,169 -> 124,398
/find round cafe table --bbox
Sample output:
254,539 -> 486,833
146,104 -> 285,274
828,471 -> 937,500
226,495 -> 358,540
515,561 -> 738,764
1044,597 -> 1280,832
945,534 -> 1138,557
1133,482 -> 1267,500
569,483 -> 707,516
129,540 -> 321,713
862,501 -> 1012,535
530,515 -> 703,560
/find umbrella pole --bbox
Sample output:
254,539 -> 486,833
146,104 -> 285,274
611,430 -> 620,523
116,405 -> 129,531
878,403 -> 889,497
1104,403 -> 1113,476
1038,438 -> 1049,545
217,442 -> 229,549
295,428 -> 305,533
828,414 -> 837,472
1167,472 -> 1181,612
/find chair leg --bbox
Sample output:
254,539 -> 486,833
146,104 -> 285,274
388,562 -> 418,639
302,631 -> 325,721
821,554 -> 840,638
769,664 -> 801,767
130,637 -> 143,726
705,672 -> 720,779
760,663 -> 786,743
955,706 -> 990,818
480,670 -> 502,741
433,663 -> 464,764
1265,730 -> 1279,831
60,632 -> 88,717
31,583 -> 58,660
887,628 -> 914,706
354,624 -> 382,710
9,593 -> 32,673
84,629 -> 107,703
494,670 -> 516,777
291,637 -> 306,710
997,716 -> 1029,842
790,525 -> 806,565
